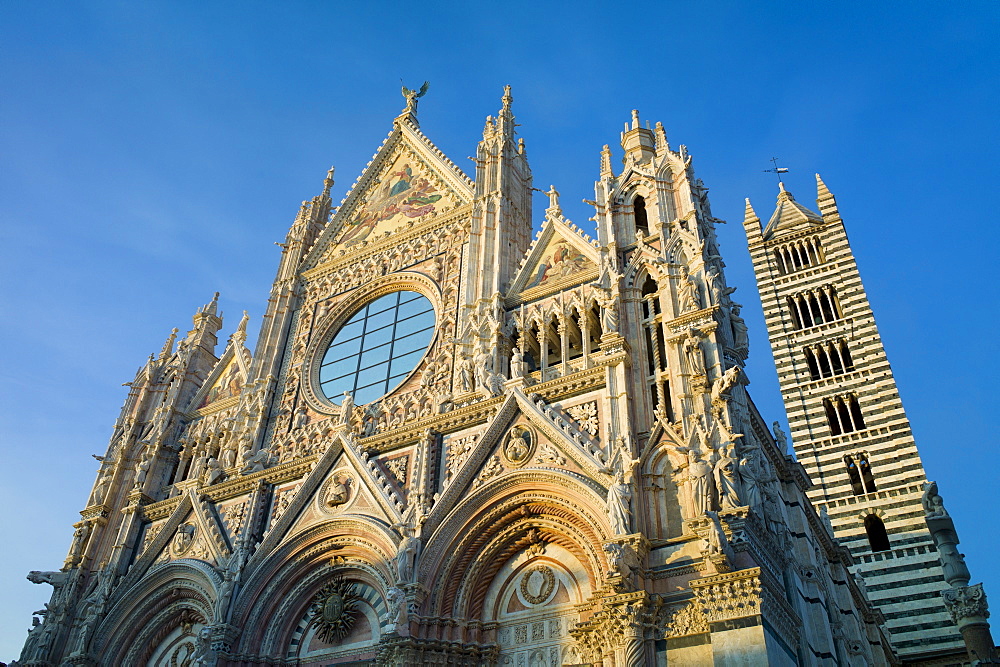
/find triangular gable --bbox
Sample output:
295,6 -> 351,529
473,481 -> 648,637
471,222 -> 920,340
190,343 -> 250,411
508,212 -> 600,301
426,388 -> 610,535
763,184 -> 823,239
305,119 -> 474,267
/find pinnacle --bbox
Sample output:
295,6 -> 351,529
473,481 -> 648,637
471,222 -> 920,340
744,198 -> 759,221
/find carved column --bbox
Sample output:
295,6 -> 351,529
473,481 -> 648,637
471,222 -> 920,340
943,584 -> 995,662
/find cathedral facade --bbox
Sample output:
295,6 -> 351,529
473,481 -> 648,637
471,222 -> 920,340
14,88 -> 988,666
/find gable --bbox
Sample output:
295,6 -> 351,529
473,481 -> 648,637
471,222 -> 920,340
197,356 -> 244,409
308,120 -> 474,268
509,217 -> 600,301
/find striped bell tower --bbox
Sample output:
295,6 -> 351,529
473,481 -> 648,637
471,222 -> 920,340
742,177 -> 975,661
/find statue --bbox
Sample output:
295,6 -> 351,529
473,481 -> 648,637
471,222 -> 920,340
603,542 -> 641,580
203,457 -> 224,485
457,356 -> 473,393
606,468 -> 633,535
400,80 -> 429,115
713,446 -> 743,509
683,329 -> 705,375
340,392 -> 354,427
703,510 -> 735,563
772,421 -> 788,453
730,304 -> 749,351
546,185 -> 561,213
133,451 -> 152,490
510,346 -> 525,379
684,448 -> 714,516
241,447 -> 271,473
922,481 -> 949,518
220,446 -> 237,469
394,524 -> 419,584
678,265 -> 702,312
739,449 -> 763,508
293,405 -> 309,429
386,586 -> 408,628
596,288 -> 619,334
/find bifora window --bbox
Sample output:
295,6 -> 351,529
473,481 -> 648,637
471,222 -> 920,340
319,290 -> 435,405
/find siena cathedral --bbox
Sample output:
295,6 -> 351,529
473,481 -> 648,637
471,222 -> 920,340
16,87 -> 997,666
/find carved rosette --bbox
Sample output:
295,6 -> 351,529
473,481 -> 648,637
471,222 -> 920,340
308,575 -> 361,643
943,583 -> 990,623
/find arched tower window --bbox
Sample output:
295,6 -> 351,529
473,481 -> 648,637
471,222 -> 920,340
633,195 -> 649,236
844,455 -> 864,495
864,515 -> 891,552
640,275 -> 671,422
845,452 -> 877,495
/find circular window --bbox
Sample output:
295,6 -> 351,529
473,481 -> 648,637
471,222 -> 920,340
319,290 -> 436,405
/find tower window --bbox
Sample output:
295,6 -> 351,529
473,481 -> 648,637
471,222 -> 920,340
823,394 -> 865,436
844,452 -> 876,495
774,236 -> 824,275
803,339 -> 856,381
786,285 -> 844,330
633,195 -> 649,236
864,514 -> 891,552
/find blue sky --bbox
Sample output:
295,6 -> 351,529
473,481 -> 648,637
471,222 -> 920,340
2,2 -> 998,659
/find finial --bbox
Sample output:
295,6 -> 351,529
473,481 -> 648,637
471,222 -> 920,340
232,310 -> 249,345
200,292 -> 220,316
517,137 -> 526,156
546,185 -> 561,215
323,166 -> 335,196
654,121 -> 668,152
159,328 -> 179,359
502,84 -> 513,112
631,109 -> 640,130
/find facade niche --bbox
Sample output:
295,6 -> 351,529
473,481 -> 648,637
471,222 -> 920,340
633,195 -> 649,236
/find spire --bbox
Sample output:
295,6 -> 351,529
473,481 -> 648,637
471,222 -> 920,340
158,328 -> 178,360
762,182 -> 823,238
815,173 -> 840,219
654,121 -> 669,153
742,198 -> 762,240
231,310 -> 249,346
600,144 -> 613,178
496,84 -> 515,137
199,292 -> 220,316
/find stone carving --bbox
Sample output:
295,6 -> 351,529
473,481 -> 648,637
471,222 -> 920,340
133,449 -> 152,490
520,565 -> 556,604
66,522 -> 92,566
339,391 -> 355,427
533,441 -> 566,466
604,542 -> 641,581
222,502 -> 248,537
241,447 -> 271,474
661,602 -> 708,638
400,80 -> 429,116
683,329 -> 705,375
692,570 -> 764,624
386,586 -> 408,628
711,366 -> 741,405
678,265 -> 702,312
703,510 -> 735,567
384,456 -> 409,486
922,481 -> 949,518
474,455 -> 504,488
502,425 -> 534,467
445,433 -> 478,482
170,523 -> 196,557
565,401 -> 599,435
325,476 -> 349,508
596,288 -> 619,334
456,356 -> 474,393
713,445 -> 743,509
308,575 -> 360,643
942,583 -> 989,623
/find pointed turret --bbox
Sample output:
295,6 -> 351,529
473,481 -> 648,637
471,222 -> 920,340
600,144 -> 613,178
157,328 -> 178,360
742,197 -> 762,242
620,109 -> 655,164
815,173 -> 840,221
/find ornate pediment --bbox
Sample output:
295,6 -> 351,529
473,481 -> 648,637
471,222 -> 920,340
508,213 -> 600,304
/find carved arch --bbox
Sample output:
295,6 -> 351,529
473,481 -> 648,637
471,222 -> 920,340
420,470 -> 608,621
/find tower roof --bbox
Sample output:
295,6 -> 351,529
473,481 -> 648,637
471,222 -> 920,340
763,182 -> 823,239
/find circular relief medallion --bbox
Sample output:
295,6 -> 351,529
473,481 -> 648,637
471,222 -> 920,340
308,576 -> 359,643
519,565 -> 555,605
502,425 -> 534,467
318,290 -> 436,406
169,523 -> 196,558
318,474 -> 352,514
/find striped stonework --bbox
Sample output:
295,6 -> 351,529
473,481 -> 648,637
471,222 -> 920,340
743,177 -> 965,661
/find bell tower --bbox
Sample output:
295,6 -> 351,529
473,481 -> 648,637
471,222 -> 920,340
743,176 -> 992,661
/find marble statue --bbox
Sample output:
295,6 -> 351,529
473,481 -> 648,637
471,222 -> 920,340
922,481 -> 949,518
678,265 -> 702,312
685,448 -> 714,516
683,329 -> 705,375
714,446 -> 743,509
606,468 -> 633,535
